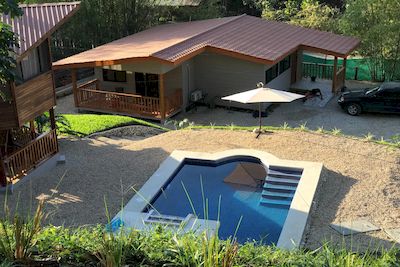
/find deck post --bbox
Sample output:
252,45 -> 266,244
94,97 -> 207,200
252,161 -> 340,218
332,56 -> 338,93
159,74 -> 166,121
49,107 -> 56,130
291,50 -> 298,84
0,156 -> 7,187
342,57 -> 347,85
29,120 -> 36,134
71,69 -> 79,107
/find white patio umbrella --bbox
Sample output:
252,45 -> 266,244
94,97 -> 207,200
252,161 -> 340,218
222,83 -> 304,137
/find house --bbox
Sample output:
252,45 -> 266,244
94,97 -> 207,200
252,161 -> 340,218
53,15 -> 359,121
0,2 -> 80,187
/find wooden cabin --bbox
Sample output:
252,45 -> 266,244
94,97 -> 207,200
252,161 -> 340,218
0,2 -> 80,187
53,15 -> 358,120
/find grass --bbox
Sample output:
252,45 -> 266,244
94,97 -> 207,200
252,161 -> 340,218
0,223 -> 398,266
57,114 -> 169,137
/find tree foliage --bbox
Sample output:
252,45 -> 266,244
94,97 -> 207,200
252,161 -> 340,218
0,0 -> 22,84
261,0 -> 339,31
340,0 -> 400,81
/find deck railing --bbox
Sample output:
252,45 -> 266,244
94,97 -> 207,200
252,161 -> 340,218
2,129 -> 58,183
302,62 -> 334,80
76,79 -> 182,119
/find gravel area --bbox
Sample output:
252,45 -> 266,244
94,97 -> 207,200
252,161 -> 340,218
88,125 -> 164,139
1,129 -> 399,250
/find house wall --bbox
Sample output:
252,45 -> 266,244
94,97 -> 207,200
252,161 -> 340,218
192,52 -> 267,109
181,59 -> 195,110
95,60 -> 179,95
164,65 -> 182,96
94,68 -> 136,94
17,40 -> 52,84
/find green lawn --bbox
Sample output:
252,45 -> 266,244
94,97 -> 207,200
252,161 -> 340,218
57,114 -> 168,137
303,54 -> 372,81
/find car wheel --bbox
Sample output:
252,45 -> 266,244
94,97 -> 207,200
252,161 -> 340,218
346,103 -> 361,116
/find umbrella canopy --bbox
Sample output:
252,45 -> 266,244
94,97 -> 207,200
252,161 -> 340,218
221,87 -> 304,103
222,85 -> 304,138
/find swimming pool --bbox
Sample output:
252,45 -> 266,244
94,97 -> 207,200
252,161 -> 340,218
113,149 -> 323,249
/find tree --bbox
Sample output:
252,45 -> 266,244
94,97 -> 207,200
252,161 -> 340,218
261,0 -> 339,32
340,0 -> 400,81
0,0 -> 22,85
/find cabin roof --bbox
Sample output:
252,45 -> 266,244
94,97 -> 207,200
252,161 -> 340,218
1,2 -> 81,59
53,14 -> 360,69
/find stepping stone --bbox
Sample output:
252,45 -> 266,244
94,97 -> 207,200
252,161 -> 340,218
57,155 -> 66,164
330,219 -> 380,236
384,229 -> 400,244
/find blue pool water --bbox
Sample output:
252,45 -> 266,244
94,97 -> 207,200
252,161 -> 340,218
146,157 -> 294,244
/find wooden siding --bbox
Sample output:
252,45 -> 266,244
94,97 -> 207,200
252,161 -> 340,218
14,71 -> 55,126
0,101 -> 18,129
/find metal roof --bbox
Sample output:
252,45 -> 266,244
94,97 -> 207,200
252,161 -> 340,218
54,14 -> 360,69
1,2 -> 81,59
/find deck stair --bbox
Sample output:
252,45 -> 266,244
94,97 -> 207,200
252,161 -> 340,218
260,167 -> 303,207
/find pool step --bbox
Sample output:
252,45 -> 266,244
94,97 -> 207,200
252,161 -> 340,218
266,177 -> 299,184
263,183 -> 296,191
262,191 -> 294,199
144,210 -> 192,227
260,167 -> 303,207
260,198 -> 292,207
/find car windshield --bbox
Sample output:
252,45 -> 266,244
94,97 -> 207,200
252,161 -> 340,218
365,86 -> 380,95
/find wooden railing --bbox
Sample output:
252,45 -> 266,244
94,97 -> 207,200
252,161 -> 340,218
302,62 -> 334,80
76,79 -> 182,119
2,129 -> 58,183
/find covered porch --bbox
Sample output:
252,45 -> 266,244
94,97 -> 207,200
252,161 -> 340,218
291,50 -> 347,91
70,66 -> 183,121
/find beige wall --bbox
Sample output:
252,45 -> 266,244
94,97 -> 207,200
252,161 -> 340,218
164,65 -> 182,95
95,68 -> 136,94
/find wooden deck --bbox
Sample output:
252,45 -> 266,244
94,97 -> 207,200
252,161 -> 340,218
302,62 -> 346,93
0,129 -> 58,186
76,79 -> 183,120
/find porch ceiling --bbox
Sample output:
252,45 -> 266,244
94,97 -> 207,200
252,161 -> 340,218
53,15 -> 360,69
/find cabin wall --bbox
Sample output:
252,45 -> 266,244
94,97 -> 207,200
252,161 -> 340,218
17,40 -> 52,84
192,52 -> 269,109
0,83 -> 18,130
14,72 -> 55,125
164,65 -> 182,96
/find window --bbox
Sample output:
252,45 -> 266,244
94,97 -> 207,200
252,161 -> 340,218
279,56 -> 291,74
102,69 -> 127,82
265,55 -> 292,84
135,72 -> 159,97
265,64 -> 279,84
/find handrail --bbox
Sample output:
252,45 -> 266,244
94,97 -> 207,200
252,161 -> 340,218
77,79 -> 98,90
3,129 -> 58,182
302,62 -> 334,80
80,88 -> 160,101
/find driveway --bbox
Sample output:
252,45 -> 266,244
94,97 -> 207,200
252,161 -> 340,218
176,81 -> 399,140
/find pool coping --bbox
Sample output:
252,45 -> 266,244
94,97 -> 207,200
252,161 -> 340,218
118,149 -> 323,249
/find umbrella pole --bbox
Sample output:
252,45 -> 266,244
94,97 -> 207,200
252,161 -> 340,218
256,103 -> 262,138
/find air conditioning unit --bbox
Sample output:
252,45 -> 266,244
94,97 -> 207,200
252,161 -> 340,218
191,90 -> 203,102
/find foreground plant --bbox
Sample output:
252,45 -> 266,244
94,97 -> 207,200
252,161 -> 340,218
0,200 -> 44,262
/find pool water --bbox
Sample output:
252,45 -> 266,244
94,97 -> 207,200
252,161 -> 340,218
146,158 -> 292,244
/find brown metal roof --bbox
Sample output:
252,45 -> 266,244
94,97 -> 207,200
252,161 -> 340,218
1,2 -> 81,59
54,14 -> 360,69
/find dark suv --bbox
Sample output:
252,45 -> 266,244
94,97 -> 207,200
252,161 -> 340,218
338,82 -> 400,115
